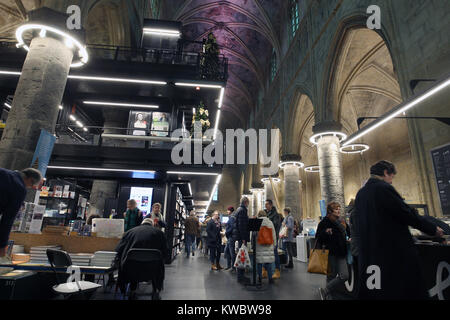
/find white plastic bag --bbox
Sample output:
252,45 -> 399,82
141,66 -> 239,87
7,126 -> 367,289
234,244 -> 251,269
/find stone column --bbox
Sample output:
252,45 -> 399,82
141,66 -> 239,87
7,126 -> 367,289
316,135 -> 345,210
0,36 -> 73,169
88,180 -> 118,216
262,178 -> 275,203
280,155 -> 303,221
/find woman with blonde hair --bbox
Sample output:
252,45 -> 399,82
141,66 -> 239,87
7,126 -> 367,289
123,199 -> 143,232
255,210 -> 276,284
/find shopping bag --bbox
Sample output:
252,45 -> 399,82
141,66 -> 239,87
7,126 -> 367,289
234,244 -> 251,269
279,225 -> 288,239
307,241 -> 329,275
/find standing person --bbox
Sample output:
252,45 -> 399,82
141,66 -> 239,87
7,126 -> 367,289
114,218 -> 168,300
206,211 -> 222,270
123,199 -> 143,232
145,203 -> 166,229
235,196 -> 251,284
255,210 -> 276,284
316,202 -> 351,300
264,200 -> 282,279
354,160 -> 443,300
184,210 -> 199,257
0,168 -> 42,257
281,207 -> 295,269
201,215 -> 211,255
224,206 -> 238,271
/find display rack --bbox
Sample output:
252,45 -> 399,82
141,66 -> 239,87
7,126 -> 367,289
171,187 -> 186,260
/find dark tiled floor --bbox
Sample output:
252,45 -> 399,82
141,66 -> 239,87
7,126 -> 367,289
94,251 -> 328,300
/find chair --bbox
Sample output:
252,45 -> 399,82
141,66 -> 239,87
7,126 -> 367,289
119,248 -> 164,300
46,249 -> 102,300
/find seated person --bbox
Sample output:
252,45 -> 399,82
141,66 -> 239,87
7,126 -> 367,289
114,218 -> 168,299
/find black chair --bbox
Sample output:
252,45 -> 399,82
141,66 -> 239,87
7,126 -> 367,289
46,249 -> 101,300
119,248 -> 164,300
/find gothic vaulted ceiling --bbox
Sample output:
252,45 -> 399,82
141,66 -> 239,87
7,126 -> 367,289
168,0 -> 283,129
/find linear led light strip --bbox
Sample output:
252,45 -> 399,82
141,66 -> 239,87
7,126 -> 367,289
84,101 -> 158,109
47,166 -> 155,173
343,76 -> 450,146
0,70 -> 167,85
16,24 -> 88,68
167,171 -> 219,176
143,28 -> 180,37
4,102 -> 11,109
206,174 -> 222,212
188,183 -> 193,196
175,82 -> 223,89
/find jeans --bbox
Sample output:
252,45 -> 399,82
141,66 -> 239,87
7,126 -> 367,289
225,240 -> 236,268
325,255 -> 349,297
185,234 -> 196,256
285,241 -> 295,265
209,245 -> 221,264
257,263 -> 273,280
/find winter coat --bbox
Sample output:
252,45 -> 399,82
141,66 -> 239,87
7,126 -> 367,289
206,219 -> 222,248
144,211 -> 166,228
124,208 -> 143,232
0,169 -> 27,247
255,217 -> 276,264
266,207 -> 281,240
282,214 -> 295,242
185,216 -> 200,237
349,207 -> 360,257
114,224 -> 168,291
235,202 -> 250,242
354,178 -> 437,300
225,212 -> 239,241
316,216 -> 350,257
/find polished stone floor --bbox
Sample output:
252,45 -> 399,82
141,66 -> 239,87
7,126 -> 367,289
93,249 -> 330,300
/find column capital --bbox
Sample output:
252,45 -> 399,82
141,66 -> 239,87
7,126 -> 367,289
250,182 -> 264,190
312,121 -> 343,134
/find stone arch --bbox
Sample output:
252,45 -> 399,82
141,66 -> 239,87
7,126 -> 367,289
84,0 -> 130,46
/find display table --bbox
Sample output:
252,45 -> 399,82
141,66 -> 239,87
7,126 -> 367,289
9,232 -> 121,253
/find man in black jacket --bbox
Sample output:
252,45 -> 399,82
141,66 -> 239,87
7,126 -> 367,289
354,160 -> 443,300
114,218 -> 168,300
0,168 -> 42,257
235,196 -> 251,284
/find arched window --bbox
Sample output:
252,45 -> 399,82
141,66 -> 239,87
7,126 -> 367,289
290,0 -> 300,38
270,49 -> 277,82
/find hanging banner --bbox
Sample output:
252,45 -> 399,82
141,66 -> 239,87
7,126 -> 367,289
30,129 -> 56,177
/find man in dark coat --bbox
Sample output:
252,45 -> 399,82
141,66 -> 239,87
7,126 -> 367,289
354,160 -> 443,300
225,206 -> 239,271
235,196 -> 251,284
206,210 -> 223,270
0,168 -> 42,256
114,218 -> 168,300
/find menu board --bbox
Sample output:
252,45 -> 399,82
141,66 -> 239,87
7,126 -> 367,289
431,143 -> 450,216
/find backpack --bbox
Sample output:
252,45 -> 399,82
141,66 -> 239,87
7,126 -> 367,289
257,226 -> 273,245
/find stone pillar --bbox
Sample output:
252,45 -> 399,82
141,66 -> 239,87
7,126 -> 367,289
280,154 -> 303,221
0,36 -> 73,169
88,180 -> 118,216
316,135 -> 345,210
262,178 -> 275,203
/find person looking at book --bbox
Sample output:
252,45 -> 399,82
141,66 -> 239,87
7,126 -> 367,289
123,199 -> 143,232
145,203 -> 166,229
0,168 -> 42,257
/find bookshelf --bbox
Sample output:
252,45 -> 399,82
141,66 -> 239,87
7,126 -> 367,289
166,185 -> 187,263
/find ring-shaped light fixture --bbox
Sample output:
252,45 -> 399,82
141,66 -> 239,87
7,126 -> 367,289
279,161 -> 305,169
16,24 -> 89,68
309,131 -> 347,146
261,177 -> 281,183
304,165 -> 320,173
340,143 -> 370,154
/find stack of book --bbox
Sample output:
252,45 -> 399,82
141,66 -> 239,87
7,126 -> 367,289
42,226 -> 70,235
29,245 -> 61,265
90,251 -> 116,267
68,253 -> 93,266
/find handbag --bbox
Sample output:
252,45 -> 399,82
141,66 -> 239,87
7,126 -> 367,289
257,226 -> 273,245
234,244 -> 251,269
279,225 -> 288,239
307,240 -> 329,275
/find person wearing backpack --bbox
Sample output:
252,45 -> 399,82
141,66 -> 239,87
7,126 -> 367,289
255,210 -> 276,284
